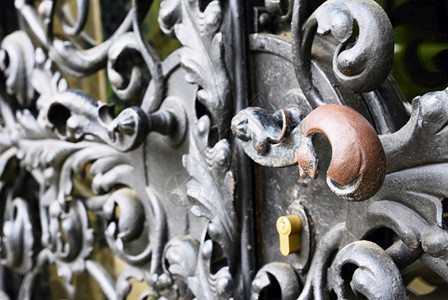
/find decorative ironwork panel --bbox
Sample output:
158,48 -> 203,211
0,0 -> 447,299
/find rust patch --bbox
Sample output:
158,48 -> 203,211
295,104 -> 386,201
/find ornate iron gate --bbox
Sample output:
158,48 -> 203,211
0,0 -> 447,299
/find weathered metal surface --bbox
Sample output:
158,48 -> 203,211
0,0 -> 446,299
232,103 -> 386,201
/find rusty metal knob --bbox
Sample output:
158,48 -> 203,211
232,104 -> 386,201
295,104 -> 386,201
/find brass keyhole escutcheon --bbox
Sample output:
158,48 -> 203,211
276,215 -> 303,256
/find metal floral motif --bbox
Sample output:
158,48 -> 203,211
159,0 -> 238,297
182,115 -> 236,299
0,0 -> 238,298
0,0 -> 447,299
159,0 -> 231,137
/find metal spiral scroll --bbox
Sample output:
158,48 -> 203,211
291,0 -> 394,107
1,0 -> 448,298
330,241 -> 408,299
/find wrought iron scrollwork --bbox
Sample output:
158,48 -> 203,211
0,0 -> 447,299
239,0 -> 448,299
251,262 -> 300,300
330,240 -> 408,299
0,0 -> 240,297
291,0 -> 394,107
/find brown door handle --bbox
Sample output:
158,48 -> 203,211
231,104 -> 386,201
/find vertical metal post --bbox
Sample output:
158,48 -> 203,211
229,0 -> 257,298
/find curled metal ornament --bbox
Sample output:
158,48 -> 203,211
251,262 -> 300,300
16,0 -> 157,82
103,188 -> 145,244
0,31 -> 35,106
45,89 -> 149,151
45,90 -> 182,152
232,104 -> 386,201
47,200 -> 93,261
296,104 -> 386,201
107,32 -> 144,102
59,0 -> 90,37
330,241 -> 407,299
47,199 -> 94,281
291,0 -> 394,106
1,198 -> 34,274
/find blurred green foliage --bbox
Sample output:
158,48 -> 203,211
377,0 -> 448,101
